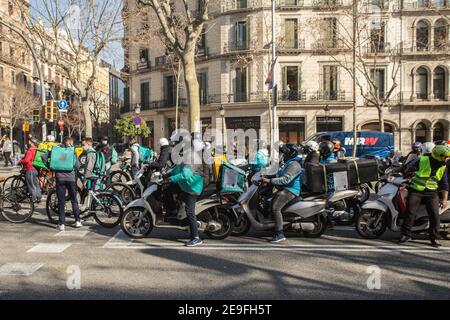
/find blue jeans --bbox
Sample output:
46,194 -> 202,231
180,192 -> 199,239
25,169 -> 41,202
56,180 -> 80,225
131,165 -> 139,179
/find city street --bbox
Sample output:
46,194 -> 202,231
1,204 -> 449,300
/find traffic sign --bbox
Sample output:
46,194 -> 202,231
22,121 -> 30,132
134,116 -> 142,126
58,100 -> 68,110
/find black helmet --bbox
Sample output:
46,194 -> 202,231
319,141 -> 334,158
279,144 -> 299,162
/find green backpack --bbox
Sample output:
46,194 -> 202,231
49,146 -> 76,172
92,151 -> 106,178
32,148 -> 49,170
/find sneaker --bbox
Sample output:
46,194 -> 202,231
398,235 -> 412,244
431,240 -> 442,248
185,237 -> 203,247
270,232 -> 286,243
74,221 -> 83,228
57,224 -> 65,231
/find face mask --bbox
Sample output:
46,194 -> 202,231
102,140 -> 108,146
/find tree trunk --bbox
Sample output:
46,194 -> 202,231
82,99 -> 93,138
378,107 -> 385,132
182,52 -> 201,134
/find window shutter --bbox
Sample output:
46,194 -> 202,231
282,66 -> 287,90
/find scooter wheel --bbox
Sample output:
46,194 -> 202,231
303,215 -> 328,238
232,215 -> 251,237
120,207 -> 153,239
356,209 -> 387,239
204,208 -> 233,240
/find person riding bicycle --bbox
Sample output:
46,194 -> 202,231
331,139 -> 346,160
261,144 -> 303,243
18,138 -> 41,203
399,145 -> 450,248
319,141 -> 337,164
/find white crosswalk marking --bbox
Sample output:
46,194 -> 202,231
27,243 -> 72,253
0,263 -> 44,276
54,230 -> 90,237
102,230 -> 134,248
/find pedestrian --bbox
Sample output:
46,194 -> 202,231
129,138 -> 140,178
43,137 -> 81,231
2,136 -> 14,167
399,145 -> 450,247
18,138 -> 42,203
82,137 -> 99,191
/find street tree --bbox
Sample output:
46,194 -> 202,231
114,117 -> 151,139
136,0 -> 211,134
0,84 -> 40,142
14,0 -> 123,138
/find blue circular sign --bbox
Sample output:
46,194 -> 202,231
134,116 -> 142,125
58,100 -> 68,110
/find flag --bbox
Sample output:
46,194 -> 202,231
265,58 -> 277,90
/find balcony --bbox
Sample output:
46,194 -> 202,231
136,60 -> 151,71
311,39 -> 346,52
223,41 -> 254,53
220,0 -> 258,13
196,47 -> 209,58
120,105 -> 131,114
154,56 -> 167,67
312,0 -> 344,10
278,0 -> 305,8
363,42 -> 391,55
402,0 -> 450,10
391,91 -> 449,104
279,90 -> 307,102
201,92 -> 269,104
398,41 -> 449,55
311,90 -> 349,101
279,39 -> 306,51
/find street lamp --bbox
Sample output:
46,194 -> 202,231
324,105 -> 330,131
219,104 -> 225,154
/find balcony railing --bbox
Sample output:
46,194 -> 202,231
278,0 -> 305,7
311,90 -> 348,101
223,41 -> 254,53
391,91 -> 449,104
404,0 -> 449,9
279,90 -> 307,102
136,60 -> 151,71
312,39 -> 345,51
279,39 -> 306,50
220,0 -> 261,12
312,0 -> 344,9
196,47 -> 209,58
399,41 -> 450,54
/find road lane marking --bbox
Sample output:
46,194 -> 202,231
54,230 -> 90,237
0,263 -> 44,276
102,230 -> 134,248
27,243 -> 72,253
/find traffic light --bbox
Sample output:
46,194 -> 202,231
45,101 -> 58,122
32,109 -> 40,124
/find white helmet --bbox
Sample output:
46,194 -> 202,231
159,138 -> 169,147
47,135 -> 55,142
305,140 -> 319,152
422,142 -> 435,154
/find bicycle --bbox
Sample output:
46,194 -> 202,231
45,180 -> 124,228
110,158 -> 133,183
3,166 -> 54,195
0,177 -> 35,224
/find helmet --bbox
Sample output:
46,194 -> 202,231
331,139 -> 341,151
412,142 -> 422,152
422,142 -> 435,154
319,141 -> 334,158
304,140 -> 319,153
279,144 -> 299,162
431,145 -> 450,162
46,135 -> 55,142
29,138 -> 39,146
159,138 -> 169,147
434,140 -> 447,146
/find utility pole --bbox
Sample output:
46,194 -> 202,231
271,0 -> 278,157
352,0 -> 358,158
0,18 -> 47,141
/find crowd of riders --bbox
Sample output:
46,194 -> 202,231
10,130 -> 450,247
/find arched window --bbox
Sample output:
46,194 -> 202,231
416,67 -> 428,99
433,122 -> 444,142
361,122 -> 394,133
433,67 -> 446,100
416,20 -> 430,50
415,122 -> 427,143
434,19 -> 448,50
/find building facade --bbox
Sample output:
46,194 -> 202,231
122,0 -> 449,152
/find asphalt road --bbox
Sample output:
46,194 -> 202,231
1,203 -> 449,300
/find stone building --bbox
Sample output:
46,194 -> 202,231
122,0 -> 449,152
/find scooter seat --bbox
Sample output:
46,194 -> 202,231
200,184 -> 217,199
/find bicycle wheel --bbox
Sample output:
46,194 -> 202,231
106,182 -> 136,206
3,175 -> 26,194
110,170 -> 132,184
46,187 -> 84,224
91,192 -> 123,228
1,191 -> 34,223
